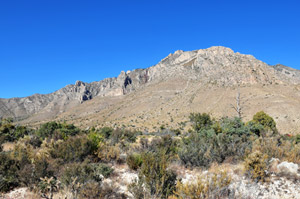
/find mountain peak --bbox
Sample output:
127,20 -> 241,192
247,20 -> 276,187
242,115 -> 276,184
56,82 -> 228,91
205,46 -> 234,53
2,47 -> 300,125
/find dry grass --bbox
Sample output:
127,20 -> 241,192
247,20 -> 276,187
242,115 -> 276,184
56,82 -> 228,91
252,137 -> 300,164
1,142 -> 15,152
20,82 -> 300,135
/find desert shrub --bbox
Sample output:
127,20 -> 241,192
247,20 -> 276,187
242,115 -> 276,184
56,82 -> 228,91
14,126 -> 31,140
252,111 -> 277,134
38,176 -> 61,199
0,152 -> 19,192
49,135 -> 95,162
189,113 -> 213,132
179,133 -> 210,167
0,119 -> 31,142
25,135 -> 43,148
17,157 -> 54,188
139,135 -> 179,160
246,120 -> 265,136
294,134 -> 300,144
11,143 -> 55,187
60,161 -> 113,187
244,150 -> 268,182
61,162 -> 95,186
10,143 -> 32,166
156,135 -> 178,157
251,136 -> 300,164
211,121 -> 222,134
99,182 -> 127,199
0,119 -> 15,142
90,163 -> 114,178
36,122 -> 60,139
87,131 -> 104,151
109,129 -> 141,145
32,154 -> 55,184
171,128 -> 181,136
79,181 -> 126,199
78,181 -> 102,199
36,122 -> 80,140
16,155 -> 54,188
179,116 -> 254,167
99,127 -> 114,139
127,153 -> 143,170
0,142 -> 46,191
96,143 -> 121,163
219,117 -> 250,136
130,150 -> 177,199
0,136 -> 4,152
128,178 -> 151,199
179,131 -> 252,167
170,171 -> 232,199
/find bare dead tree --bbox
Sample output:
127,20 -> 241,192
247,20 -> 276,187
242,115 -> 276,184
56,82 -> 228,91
231,88 -> 242,118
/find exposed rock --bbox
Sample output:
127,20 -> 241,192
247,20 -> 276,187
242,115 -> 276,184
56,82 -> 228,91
229,175 -> 300,199
277,161 -> 299,176
269,158 -> 280,174
1,46 -> 300,130
2,187 -> 28,199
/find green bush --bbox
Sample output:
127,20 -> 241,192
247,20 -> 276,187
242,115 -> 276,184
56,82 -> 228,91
127,153 -> 143,170
0,119 -> 30,142
87,131 -> 104,151
189,113 -> 213,132
130,150 -> 177,199
11,143 -> 54,187
109,129 -> 140,145
61,162 -> 96,186
36,122 -> 80,140
49,135 -> 95,162
61,161 -> 113,186
252,111 -> 277,134
140,135 -> 179,159
220,117 -> 250,136
90,163 -> 114,178
0,152 -> 19,192
246,120 -> 264,136
179,117 -> 253,167
99,127 -> 114,139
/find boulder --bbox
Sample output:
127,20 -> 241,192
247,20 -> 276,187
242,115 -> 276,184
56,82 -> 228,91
277,161 -> 299,175
269,158 -> 280,174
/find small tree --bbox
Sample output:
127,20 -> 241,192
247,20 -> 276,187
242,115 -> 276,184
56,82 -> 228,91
189,113 -> 212,132
252,111 -> 277,133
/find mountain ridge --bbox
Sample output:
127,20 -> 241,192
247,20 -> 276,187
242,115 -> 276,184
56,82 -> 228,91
1,46 -> 300,134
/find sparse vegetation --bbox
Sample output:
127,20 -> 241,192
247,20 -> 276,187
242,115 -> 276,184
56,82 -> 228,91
1,111 -> 299,198
244,150 -> 268,182
170,171 -> 232,199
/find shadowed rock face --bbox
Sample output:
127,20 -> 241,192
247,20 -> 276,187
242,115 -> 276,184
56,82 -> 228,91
0,46 -> 300,123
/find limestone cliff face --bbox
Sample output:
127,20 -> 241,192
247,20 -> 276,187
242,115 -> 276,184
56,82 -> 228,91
0,46 -> 299,121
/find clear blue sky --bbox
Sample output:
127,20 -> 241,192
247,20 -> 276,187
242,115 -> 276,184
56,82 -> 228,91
0,0 -> 299,98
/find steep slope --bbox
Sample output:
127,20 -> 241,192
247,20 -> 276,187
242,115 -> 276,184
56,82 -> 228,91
1,46 -> 300,133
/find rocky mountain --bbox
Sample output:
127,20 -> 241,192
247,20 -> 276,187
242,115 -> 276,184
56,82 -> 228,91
1,46 -> 300,133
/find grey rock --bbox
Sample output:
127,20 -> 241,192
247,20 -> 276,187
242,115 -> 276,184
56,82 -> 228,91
1,46 -> 300,121
277,161 -> 299,175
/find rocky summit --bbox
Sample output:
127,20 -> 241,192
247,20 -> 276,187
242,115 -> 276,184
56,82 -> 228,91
1,46 -> 300,133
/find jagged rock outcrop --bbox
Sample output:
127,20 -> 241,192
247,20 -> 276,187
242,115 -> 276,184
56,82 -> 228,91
1,46 -> 300,123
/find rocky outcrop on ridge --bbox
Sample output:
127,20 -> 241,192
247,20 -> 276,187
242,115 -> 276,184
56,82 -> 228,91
1,46 -> 300,122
